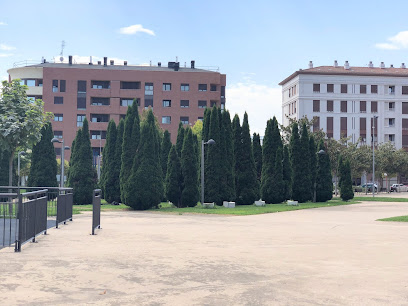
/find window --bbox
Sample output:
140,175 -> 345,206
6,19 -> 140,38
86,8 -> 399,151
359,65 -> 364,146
163,83 -> 171,91
210,101 -> 217,107
371,101 -> 378,113
38,79 -> 43,87
210,84 -> 217,91
77,115 -> 86,127
180,100 -> 189,108
327,84 -> 334,93
198,84 -> 207,91
91,97 -> 110,106
221,103 -> 225,110
198,117 -> 203,121
360,85 -> 367,94
388,118 -> 395,127
388,86 -> 395,95
341,84 -> 347,93
341,117 -> 347,137
313,84 -> 320,93
55,148 -> 62,156
120,98 -> 139,107
403,102 -> 408,114
121,81 -> 141,90
180,116 -> 189,125
162,116 -> 171,124
327,117 -> 333,138
54,96 -> 63,104
91,81 -> 110,89
341,101 -> 347,113
145,83 -> 153,95
403,86 -> 408,95
54,131 -> 63,139
52,80 -> 58,92
198,100 -> 207,108
403,119 -> 408,130
181,84 -> 189,91
360,118 -> 366,141
27,96 -> 35,103
389,102 -> 395,111
162,100 -> 171,107
221,86 -> 225,98
91,131 -> 107,140
403,135 -> 408,148
120,114 -> 126,120
313,116 -> 320,132
60,80 -> 66,92
327,100 -> 333,112
144,98 -> 153,109
91,114 -> 109,123
26,79 -> 35,87
389,134 -> 395,142
313,100 -> 320,112
360,101 -> 366,113
78,80 -> 87,93
77,97 -> 86,110
54,114 -> 63,122
371,85 -> 378,94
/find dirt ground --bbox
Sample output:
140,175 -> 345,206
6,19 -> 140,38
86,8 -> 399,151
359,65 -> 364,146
0,201 -> 407,305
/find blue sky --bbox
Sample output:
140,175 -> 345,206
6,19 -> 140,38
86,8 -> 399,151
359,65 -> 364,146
2,0 -> 408,134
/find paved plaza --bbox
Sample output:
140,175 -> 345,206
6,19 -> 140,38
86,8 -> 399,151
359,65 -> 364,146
0,201 -> 407,305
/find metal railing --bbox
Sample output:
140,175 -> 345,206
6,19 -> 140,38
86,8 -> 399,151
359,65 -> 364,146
13,60 -> 42,68
0,193 -> 18,248
56,188 -> 73,228
92,189 -> 101,235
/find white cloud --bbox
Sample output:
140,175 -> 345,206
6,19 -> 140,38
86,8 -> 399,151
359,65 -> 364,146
119,24 -> 155,36
0,44 -> 15,51
0,22 -> 7,26
375,31 -> 408,50
0,53 -> 13,57
227,81 -> 282,136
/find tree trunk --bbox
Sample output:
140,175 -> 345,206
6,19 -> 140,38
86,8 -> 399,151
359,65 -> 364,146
8,149 -> 15,187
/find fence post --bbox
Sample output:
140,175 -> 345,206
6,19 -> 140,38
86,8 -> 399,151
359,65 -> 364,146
15,193 -> 22,252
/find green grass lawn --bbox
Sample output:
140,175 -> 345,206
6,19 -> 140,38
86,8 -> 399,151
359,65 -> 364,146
73,199 -> 130,214
148,198 -> 358,216
377,215 -> 408,222
353,197 -> 408,202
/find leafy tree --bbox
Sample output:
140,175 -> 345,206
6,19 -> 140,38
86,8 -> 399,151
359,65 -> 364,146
0,149 -> 17,186
181,128 -> 199,207
192,119 -> 203,143
252,133 -> 262,183
339,157 -> 354,201
127,109 -> 163,210
282,145 -> 292,200
235,112 -> 258,205
68,119 -> 96,204
165,145 -> 182,207
0,80 -> 51,186
315,140 -> 332,202
176,122 -> 185,158
160,130 -> 172,182
27,123 -> 58,187
309,135 -> 317,201
120,102 -> 140,204
205,107 -> 222,205
101,120 -> 119,203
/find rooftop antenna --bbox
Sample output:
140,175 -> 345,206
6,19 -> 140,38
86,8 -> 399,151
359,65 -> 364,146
59,40 -> 65,63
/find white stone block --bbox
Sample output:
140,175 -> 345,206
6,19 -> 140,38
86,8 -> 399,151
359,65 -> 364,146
255,200 -> 266,207
203,202 -> 215,208
287,200 -> 298,206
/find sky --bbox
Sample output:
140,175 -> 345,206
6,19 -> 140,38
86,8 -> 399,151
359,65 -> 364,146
2,0 -> 408,135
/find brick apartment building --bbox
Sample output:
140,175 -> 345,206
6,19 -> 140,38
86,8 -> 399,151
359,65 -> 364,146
7,57 -> 226,160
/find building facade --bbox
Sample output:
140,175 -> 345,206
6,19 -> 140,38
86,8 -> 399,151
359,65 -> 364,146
8,57 -> 226,160
280,60 -> 408,151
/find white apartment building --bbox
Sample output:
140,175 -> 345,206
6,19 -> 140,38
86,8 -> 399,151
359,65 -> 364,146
280,60 -> 408,150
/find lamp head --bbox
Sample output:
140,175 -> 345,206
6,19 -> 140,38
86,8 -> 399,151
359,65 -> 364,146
64,146 -> 70,150
206,139 -> 216,145
317,149 -> 326,155
51,138 -> 61,143
18,151 -> 27,156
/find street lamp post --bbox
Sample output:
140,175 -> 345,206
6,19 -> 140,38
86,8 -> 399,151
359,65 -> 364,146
313,149 -> 326,203
201,139 -> 215,205
372,115 -> 378,197
51,138 -> 70,187
17,151 -> 27,189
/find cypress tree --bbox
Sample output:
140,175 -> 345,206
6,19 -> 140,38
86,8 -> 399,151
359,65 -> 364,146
127,109 -> 163,210
161,130 -> 172,180
340,158 -> 354,201
176,122 -> 185,158
268,147 -> 285,203
309,135 -> 317,201
165,145 -> 182,207
181,128 -> 199,207
219,110 -> 235,202
205,107 -> 222,205
252,133 -> 262,183
68,119 -> 96,204
67,130 -> 80,187
112,119 -> 125,202
315,140 -> 332,202
282,145 -> 292,200
232,114 -> 241,199
27,123 -> 58,187
235,112 -> 258,205
261,117 -> 283,203
202,108 -> 211,144
101,120 -> 118,203
120,102 -> 140,204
